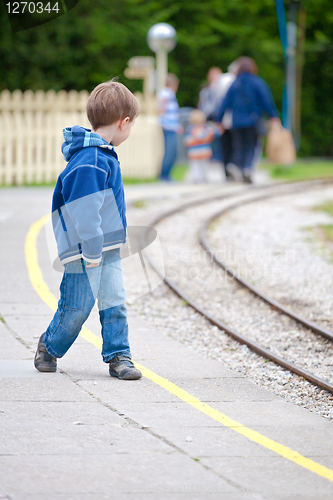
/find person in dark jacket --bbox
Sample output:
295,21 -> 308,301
217,57 -> 280,183
34,81 -> 142,380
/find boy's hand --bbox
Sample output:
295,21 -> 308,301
84,261 -> 100,268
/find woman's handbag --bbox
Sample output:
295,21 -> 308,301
265,121 -> 296,165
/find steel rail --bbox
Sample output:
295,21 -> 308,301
199,197 -> 333,343
142,178 -> 333,394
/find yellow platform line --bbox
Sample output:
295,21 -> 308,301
25,214 -> 333,483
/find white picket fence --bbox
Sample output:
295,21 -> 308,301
0,89 -> 163,185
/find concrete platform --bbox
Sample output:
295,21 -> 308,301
1,185 -> 333,500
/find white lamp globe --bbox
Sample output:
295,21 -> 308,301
147,23 -> 177,53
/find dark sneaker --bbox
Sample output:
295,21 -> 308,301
34,333 -> 57,372
109,356 -> 142,380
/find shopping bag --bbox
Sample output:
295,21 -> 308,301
265,122 -> 296,165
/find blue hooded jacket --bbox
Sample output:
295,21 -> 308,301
51,125 -> 126,267
217,72 -> 278,129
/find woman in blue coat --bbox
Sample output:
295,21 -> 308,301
217,57 -> 280,183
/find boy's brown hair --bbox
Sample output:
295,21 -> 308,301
87,80 -> 140,130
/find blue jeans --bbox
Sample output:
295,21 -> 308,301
160,129 -> 178,180
44,249 -> 131,363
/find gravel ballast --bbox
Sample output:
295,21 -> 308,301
125,183 -> 333,420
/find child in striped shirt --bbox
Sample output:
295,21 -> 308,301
184,109 -> 221,183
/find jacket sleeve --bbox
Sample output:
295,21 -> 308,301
216,85 -> 233,122
62,165 -> 107,263
257,78 -> 279,118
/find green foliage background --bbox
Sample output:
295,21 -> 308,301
0,0 -> 332,156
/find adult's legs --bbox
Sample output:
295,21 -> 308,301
230,128 -> 243,168
221,129 -> 233,178
160,129 -> 178,180
241,126 -> 258,171
231,127 -> 258,171
223,128 -> 243,181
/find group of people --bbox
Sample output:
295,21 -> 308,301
158,56 -> 280,184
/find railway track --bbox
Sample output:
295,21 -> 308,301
141,179 -> 333,394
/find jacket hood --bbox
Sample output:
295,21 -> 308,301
62,125 -> 115,161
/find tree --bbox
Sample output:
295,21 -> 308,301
0,0 -> 332,156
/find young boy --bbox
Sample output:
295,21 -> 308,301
34,80 -> 142,380
184,109 -> 221,183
